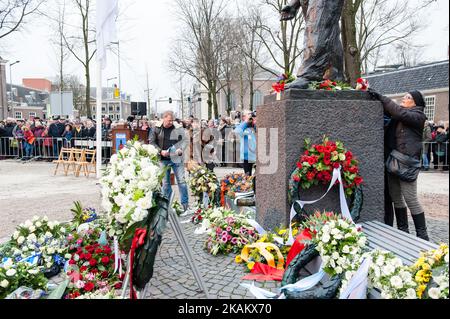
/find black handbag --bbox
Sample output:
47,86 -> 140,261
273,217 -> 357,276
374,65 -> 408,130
386,149 -> 421,182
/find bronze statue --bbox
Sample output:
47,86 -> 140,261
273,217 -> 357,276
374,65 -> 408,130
281,0 -> 345,89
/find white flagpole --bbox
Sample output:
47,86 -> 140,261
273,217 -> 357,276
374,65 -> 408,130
96,64 -> 102,179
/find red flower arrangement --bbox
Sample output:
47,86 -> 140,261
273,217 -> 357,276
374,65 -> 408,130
191,208 -> 205,225
356,78 -> 369,91
290,137 -> 364,197
65,241 -> 123,299
272,73 -> 295,93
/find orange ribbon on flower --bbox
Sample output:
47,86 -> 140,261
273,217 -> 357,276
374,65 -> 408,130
240,243 -> 285,270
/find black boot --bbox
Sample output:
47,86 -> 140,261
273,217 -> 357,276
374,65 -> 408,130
384,209 -> 394,227
395,207 -> 409,233
412,213 -> 430,241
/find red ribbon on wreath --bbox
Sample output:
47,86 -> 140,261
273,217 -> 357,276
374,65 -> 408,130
272,82 -> 285,93
129,228 -> 147,299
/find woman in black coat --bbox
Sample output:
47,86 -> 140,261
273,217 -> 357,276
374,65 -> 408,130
370,89 -> 429,241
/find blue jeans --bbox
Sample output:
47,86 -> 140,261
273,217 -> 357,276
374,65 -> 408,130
24,143 -> 34,158
422,153 -> 429,169
161,160 -> 189,206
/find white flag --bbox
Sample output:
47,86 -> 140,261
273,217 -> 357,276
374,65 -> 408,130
96,0 -> 119,69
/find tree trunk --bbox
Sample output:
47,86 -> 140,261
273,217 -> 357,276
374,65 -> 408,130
226,85 -> 232,116
249,80 -> 254,111
212,82 -> 219,119
341,0 -> 362,86
85,72 -> 91,118
207,89 -> 212,120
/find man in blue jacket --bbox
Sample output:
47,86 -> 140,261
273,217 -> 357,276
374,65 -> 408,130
234,110 -> 256,176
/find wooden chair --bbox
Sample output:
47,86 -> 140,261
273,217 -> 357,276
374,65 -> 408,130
76,149 -> 97,178
53,148 -> 73,176
66,148 -> 85,177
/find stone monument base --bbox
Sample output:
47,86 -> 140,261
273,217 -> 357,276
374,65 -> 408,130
256,90 -> 384,230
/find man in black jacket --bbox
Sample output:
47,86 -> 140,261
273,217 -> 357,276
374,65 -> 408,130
48,117 -> 66,157
149,111 -> 189,211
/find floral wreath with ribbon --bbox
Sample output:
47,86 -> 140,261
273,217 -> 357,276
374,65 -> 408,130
288,137 -> 364,219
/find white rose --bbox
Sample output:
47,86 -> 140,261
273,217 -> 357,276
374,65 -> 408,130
335,266 -> 343,274
110,154 -> 118,164
322,234 -> 330,243
28,225 -> 36,233
406,288 -> 417,299
27,233 -> 37,242
45,231 -> 52,238
445,254 -> 449,264
3,259 -> 13,270
391,258 -> 403,268
357,237 -> 367,246
43,216 -> 48,222
60,227 -> 66,234
12,231 -> 20,240
28,269 -> 39,275
35,221 -> 42,228
376,256 -> 385,266
334,234 -> 343,240
73,254 -> 80,261
22,246 -> 29,252
24,220 -> 33,228
6,269 -> 17,277
331,228 -> 340,236
0,280 -> 9,288
17,236 -> 25,245
383,264 -> 395,276
345,271 -> 354,281
342,246 -> 350,254
390,276 -> 403,289
114,193 -> 126,206
32,216 -> 39,222
428,287 -> 441,299
47,247 -> 55,255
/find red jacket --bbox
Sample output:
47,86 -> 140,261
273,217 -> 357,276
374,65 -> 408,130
24,129 -> 35,144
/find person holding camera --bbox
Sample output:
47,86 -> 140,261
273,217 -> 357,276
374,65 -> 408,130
369,89 -> 429,241
235,110 -> 257,176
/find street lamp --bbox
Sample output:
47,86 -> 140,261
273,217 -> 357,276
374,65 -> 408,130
111,41 -> 122,119
107,77 -> 117,87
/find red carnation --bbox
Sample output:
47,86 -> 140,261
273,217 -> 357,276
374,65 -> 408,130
95,248 -> 103,254
345,151 -> 353,160
198,215 -> 203,221
354,176 -> 363,185
349,166 -> 359,174
69,259 -> 76,265
114,282 -> 123,289
101,256 -> 110,265
103,246 -> 112,254
304,150 -> 309,155
297,162 -> 303,169
323,154 -> 331,165
80,266 -> 88,273
84,253 -> 92,260
306,171 -> 315,181
91,268 -> 99,274
101,271 -> 109,279
79,253 -> 85,260
333,163 -> 340,169
316,145 -> 325,153
293,175 -> 301,182
84,282 -> 95,292
89,259 -> 97,267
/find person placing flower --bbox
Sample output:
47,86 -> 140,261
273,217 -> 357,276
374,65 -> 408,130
369,89 -> 429,241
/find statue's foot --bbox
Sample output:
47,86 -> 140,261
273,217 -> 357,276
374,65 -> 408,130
286,77 -> 311,90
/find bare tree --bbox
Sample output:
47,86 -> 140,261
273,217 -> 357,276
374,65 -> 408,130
238,6 -> 269,111
169,0 -> 228,119
357,0 -> 437,74
255,0 -> 304,77
0,0 -> 46,40
62,0 -> 96,117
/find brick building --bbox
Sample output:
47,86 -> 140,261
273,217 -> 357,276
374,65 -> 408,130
366,60 -> 449,124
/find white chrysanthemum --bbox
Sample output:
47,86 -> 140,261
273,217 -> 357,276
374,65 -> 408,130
342,246 -> 350,254
322,233 -> 330,243
391,257 -> 403,268
102,199 -> 113,212
24,220 -> 33,228
12,231 -> 20,240
445,254 -> 449,264
376,255 -> 385,266
331,228 -> 340,236
114,193 -> 126,206
335,266 -> 343,274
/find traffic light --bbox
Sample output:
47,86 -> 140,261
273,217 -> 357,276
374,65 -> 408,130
169,98 -> 173,104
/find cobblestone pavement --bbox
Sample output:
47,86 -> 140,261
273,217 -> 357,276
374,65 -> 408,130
0,161 -> 448,299
141,221 -> 278,299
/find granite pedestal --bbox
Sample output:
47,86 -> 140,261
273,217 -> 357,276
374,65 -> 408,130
256,89 -> 384,230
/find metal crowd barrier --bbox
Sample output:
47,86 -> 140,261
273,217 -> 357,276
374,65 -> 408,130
0,137 -> 113,162
422,142 -> 449,170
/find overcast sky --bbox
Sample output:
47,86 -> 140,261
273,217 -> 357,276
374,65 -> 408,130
1,0 -> 449,103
